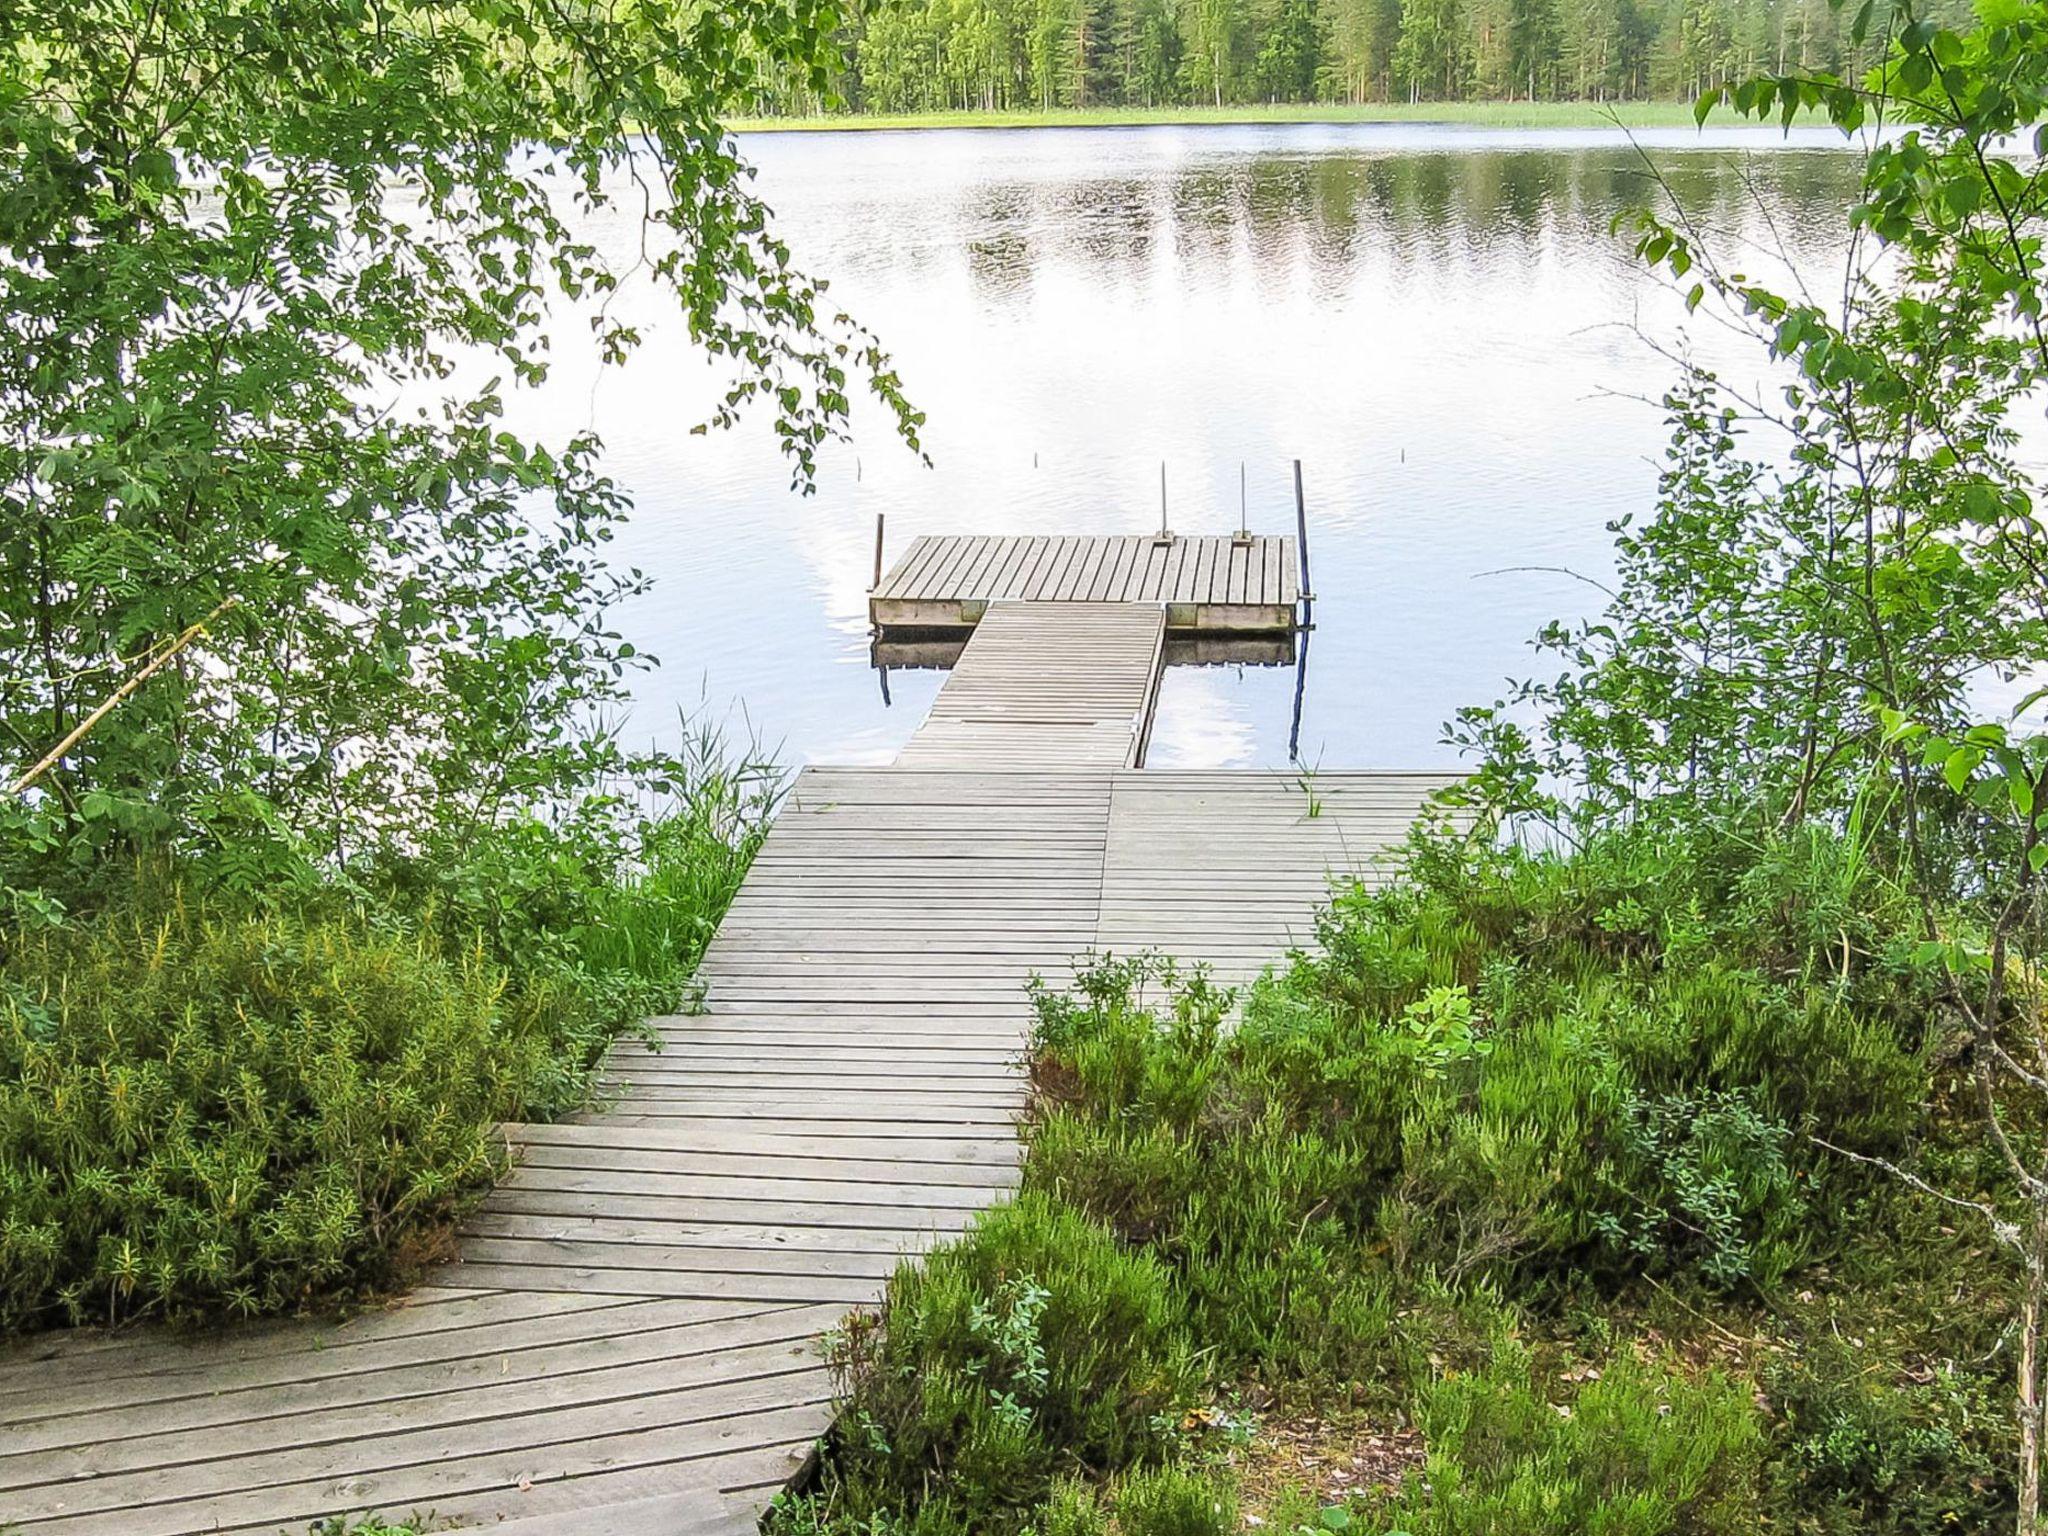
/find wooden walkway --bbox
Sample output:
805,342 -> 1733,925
0,614 -> 1455,1536
870,534 -> 1298,632
895,603 -> 1166,769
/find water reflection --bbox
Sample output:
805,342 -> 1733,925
501,125 -> 1866,771
843,144 -> 1851,322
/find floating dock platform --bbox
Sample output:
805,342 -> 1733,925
869,533 -> 1299,633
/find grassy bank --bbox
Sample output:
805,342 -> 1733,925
770,823 -> 2009,1535
728,100 -> 1721,134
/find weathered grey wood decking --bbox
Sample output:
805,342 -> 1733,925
0,597 -> 1455,1535
894,602 -> 1167,768
870,534 -> 1298,632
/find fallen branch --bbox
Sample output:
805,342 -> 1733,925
7,596 -> 239,796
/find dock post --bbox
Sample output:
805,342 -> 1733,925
1289,622 -> 1311,761
1293,459 -> 1313,616
871,512 -> 886,592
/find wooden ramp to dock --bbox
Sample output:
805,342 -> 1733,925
0,636 -> 1455,1536
871,534 -> 1298,633
895,602 -> 1166,768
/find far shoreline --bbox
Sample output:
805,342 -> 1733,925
725,100 -> 1745,135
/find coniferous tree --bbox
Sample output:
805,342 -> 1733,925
1181,0 -> 1244,102
1675,0 -> 1735,92
1318,0 -> 1401,98
1392,0 -> 1472,98
1506,0 -> 1561,95
1252,0 -> 1326,97
794,0 -> 1933,112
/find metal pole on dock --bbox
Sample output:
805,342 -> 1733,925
871,512 -> 886,592
1155,462 -> 1172,544
1293,459 -> 1313,616
1235,462 -> 1251,545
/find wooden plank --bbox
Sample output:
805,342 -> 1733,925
1001,535 -> 1055,599
462,1485 -> 763,1536
1069,536 -> 1111,601
0,1291 -> 656,1408
200,1444 -> 807,1536
0,1303 -> 793,1436
1163,536 -> 1193,603
920,534 -> 976,601
872,535 -> 1294,632
2,1313 -> 841,1478
979,536 -> 1029,598
1023,536 -> 1080,601
879,535 -> 944,599
1087,536 -> 1128,602
464,1211 -> 975,1252
952,535 -> 1012,600
922,535 -> 983,600
15,1393 -> 837,1536
897,602 -> 1166,770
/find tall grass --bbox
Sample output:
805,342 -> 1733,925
574,714 -> 782,991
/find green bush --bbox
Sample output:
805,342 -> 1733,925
1765,1338 -> 2009,1535
1111,1466 -> 1237,1536
1033,1479 -> 1112,1536
1361,1346 -> 1764,1535
0,751 -> 769,1333
812,1194 -> 1197,1534
1026,825 -> 1928,1361
0,890 -> 570,1328
1579,1083 -> 1812,1290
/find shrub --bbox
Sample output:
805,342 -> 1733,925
1361,1346 -> 1764,1535
1026,849 -> 1911,1380
1035,1479 -> 1112,1536
0,889 -> 574,1329
1591,1086 -> 1809,1288
0,751 -> 768,1333
1765,1338 -> 2009,1535
1112,1466 -> 1237,1536
813,1194 -> 1197,1534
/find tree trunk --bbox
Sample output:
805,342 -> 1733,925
2025,1201 -> 2048,1535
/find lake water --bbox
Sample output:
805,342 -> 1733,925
514,124 -> 1866,772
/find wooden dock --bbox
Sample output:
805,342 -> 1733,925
895,602 -> 1166,768
870,534 -> 1298,633
0,598 -> 1454,1536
